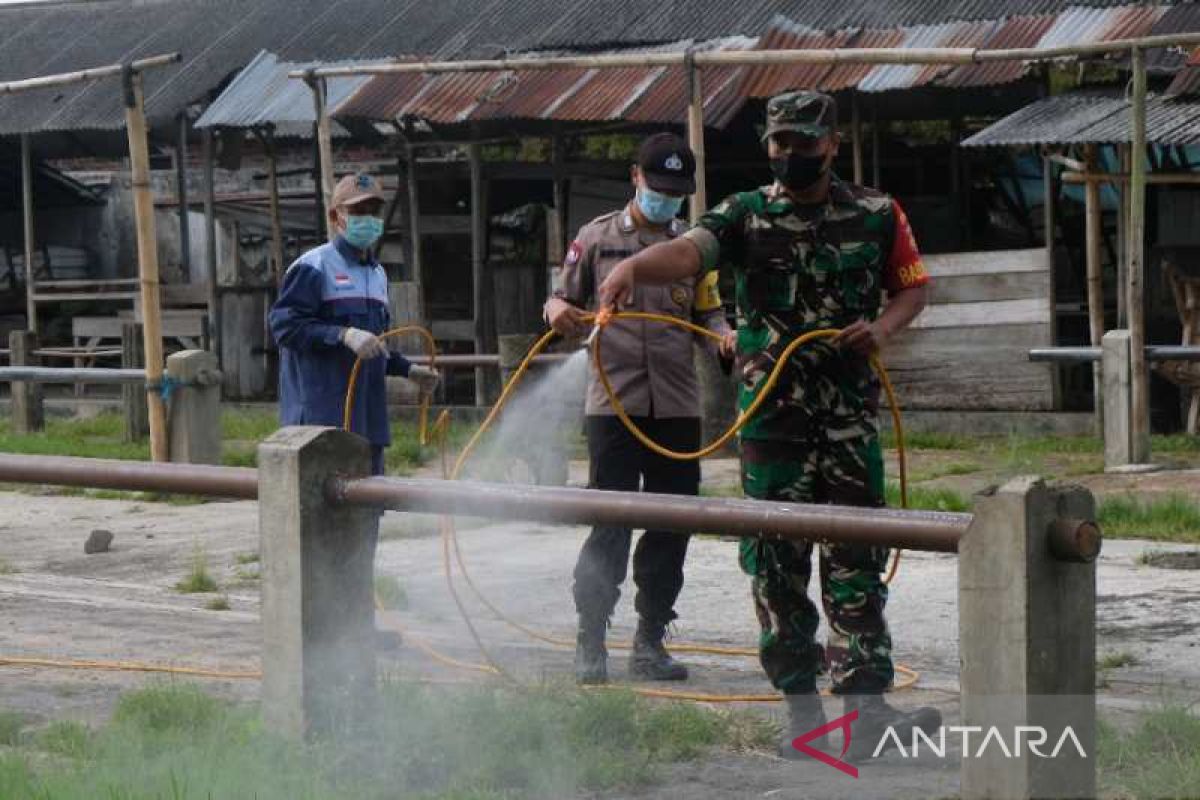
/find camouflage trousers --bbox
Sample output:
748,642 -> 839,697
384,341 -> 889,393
738,433 -> 894,694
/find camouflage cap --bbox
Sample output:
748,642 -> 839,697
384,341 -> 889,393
762,90 -> 838,142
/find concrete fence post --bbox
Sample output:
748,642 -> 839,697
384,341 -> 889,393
165,349 -> 222,465
9,331 -> 44,434
258,426 -> 377,738
959,476 -> 1098,800
1102,330 -> 1134,470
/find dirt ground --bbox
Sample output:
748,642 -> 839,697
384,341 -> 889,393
1,455 -> 1198,798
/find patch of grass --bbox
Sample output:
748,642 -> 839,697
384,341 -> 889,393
886,482 -> 972,513
1098,493 -> 1200,543
1099,705 -> 1200,799
1098,650 -> 1139,670
36,720 -> 92,759
0,712 -> 23,746
235,552 -> 260,565
204,595 -> 231,611
0,558 -> 17,575
883,430 -> 977,451
1153,434 -> 1200,454
374,575 -> 408,611
220,409 -> 280,442
908,461 -> 983,482
174,545 -> 219,594
220,446 -> 258,468
0,415 -> 148,461
0,681 -> 755,799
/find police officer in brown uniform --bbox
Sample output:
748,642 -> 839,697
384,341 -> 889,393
545,133 -> 735,684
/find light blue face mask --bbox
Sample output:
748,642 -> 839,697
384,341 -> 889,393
343,214 -> 384,250
636,186 -> 684,224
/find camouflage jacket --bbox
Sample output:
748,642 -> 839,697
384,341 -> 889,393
682,176 -> 928,442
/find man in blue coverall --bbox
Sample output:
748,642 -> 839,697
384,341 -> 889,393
269,173 -> 440,474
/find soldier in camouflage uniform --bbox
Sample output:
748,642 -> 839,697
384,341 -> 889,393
598,90 -> 940,760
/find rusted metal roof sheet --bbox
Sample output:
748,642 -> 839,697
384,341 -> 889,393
819,28 -> 909,92
940,14 -> 1058,87
962,89 -> 1200,146
739,18 -> 854,98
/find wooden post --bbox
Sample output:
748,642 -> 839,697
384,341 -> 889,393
405,142 -> 423,289
1044,152 -> 1061,410
1127,47 -> 1150,462
202,126 -> 220,368
550,131 -> 568,265
1116,144 -> 1129,328
871,100 -> 882,189
176,112 -> 192,278
122,67 -> 169,463
122,321 -> 149,442
1084,145 -> 1105,432
9,331 -> 44,434
309,76 -> 336,240
686,56 -> 707,223
468,142 -> 494,405
20,133 -> 36,334
851,93 -> 864,185
262,126 -> 286,284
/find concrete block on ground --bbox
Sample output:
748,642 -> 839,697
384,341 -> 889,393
959,476 -> 1097,800
258,426 -> 377,738
166,349 -> 221,465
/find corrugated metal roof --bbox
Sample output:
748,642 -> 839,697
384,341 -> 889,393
193,50 -> 375,136
335,37 -> 756,129
941,14 -> 1058,87
0,0 -> 1194,135
962,89 -> 1200,145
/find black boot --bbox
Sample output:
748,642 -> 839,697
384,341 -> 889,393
574,616 -> 608,685
628,619 -> 688,681
778,692 -> 830,759
843,693 -> 942,761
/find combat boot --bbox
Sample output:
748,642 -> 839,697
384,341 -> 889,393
778,692 -> 830,759
574,615 -> 608,685
628,618 -> 689,681
842,693 -> 942,761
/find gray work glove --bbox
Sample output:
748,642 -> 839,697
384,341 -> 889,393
407,364 -> 441,393
341,327 -> 387,359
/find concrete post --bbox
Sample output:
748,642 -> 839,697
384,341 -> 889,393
959,477 -> 1097,800
9,331 -> 44,433
1102,329 -> 1146,470
258,426 -> 377,738
122,321 -> 149,443
166,349 -> 222,465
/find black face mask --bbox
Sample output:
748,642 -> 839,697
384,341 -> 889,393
770,152 -> 828,191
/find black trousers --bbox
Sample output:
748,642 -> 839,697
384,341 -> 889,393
572,415 -> 701,626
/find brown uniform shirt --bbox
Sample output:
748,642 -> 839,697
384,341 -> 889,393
548,204 -> 731,418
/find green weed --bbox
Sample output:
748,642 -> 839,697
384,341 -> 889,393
374,575 -> 408,611
174,545 -> 219,594
886,482 -> 972,513
1098,494 -> 1200,543
204,596 -> 231,611
0,558 -> 17,575
1099,705 -> 1200,799
0,712 -> 23,746
36,721 -> 92,759
235,552 -> 259,565
1098,651 -> 1139,670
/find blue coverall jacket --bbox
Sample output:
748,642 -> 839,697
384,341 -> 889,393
268,236 -> 411,452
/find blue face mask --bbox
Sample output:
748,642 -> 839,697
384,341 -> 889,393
343,214 -> 384,250
636,186 -> 684,224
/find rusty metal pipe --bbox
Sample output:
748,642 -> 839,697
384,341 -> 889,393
404,353 -> 572,369
330,476 -> 970,552
0,454 -> 257,499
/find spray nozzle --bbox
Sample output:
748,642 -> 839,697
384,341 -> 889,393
585,306 -> 614,348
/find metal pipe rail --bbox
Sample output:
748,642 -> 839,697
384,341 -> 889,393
405,353 -> 573,368
0,367 -> 146,384
332,475 -> 970,552
0,453 -> 968,552
1028,345 -> 1200,363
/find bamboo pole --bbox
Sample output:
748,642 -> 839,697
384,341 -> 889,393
307,75 -> 337,240
20,133 -> 37,335
1116,144 -> 1129,327
550,131 -> 567,263
122,67 -> 169,463
1043,152 -> 1061,410
0,53 -> 180,95
851,93 -> 864,185
1127,47 -> 1150,462
405,142 -> 423,287
1083,144 -> 1105,432
468,142 -> 491,406
293,32 -> 1200,80
686,57 -> 707,223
